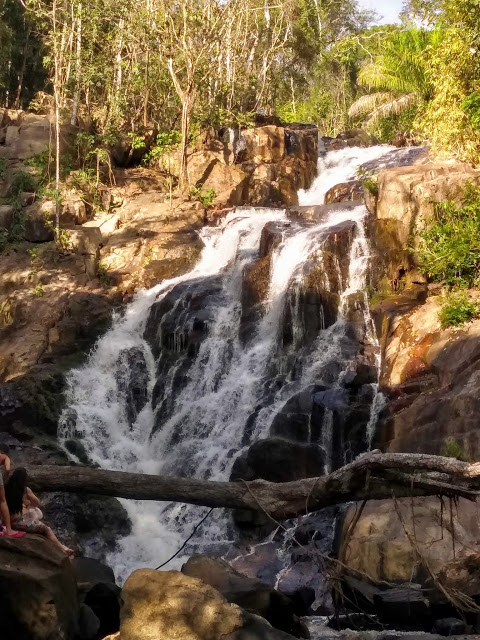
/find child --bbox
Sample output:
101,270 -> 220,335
0,443 -> 25,539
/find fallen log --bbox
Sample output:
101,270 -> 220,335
25,452 -> 480,521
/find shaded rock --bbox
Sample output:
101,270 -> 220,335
84,583 -> 121,639
23,200 -> 55,242
231,437 -> 324,484
74,557 -> 116,586
0,204 -> 14,229
64,438 -> 91,464
181,555 -> 307,637
270,386 -> 327,443
74,558 -> 120,639
0,534 -> 78,640
240,256 -> 271,343
431,618 -> 466,637
373,585 -> 430,625
42,492 -> 131,560
77,603 -> 100,640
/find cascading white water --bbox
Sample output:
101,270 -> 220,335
59,143 -> 399,582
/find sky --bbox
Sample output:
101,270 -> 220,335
358,0 -> 403,24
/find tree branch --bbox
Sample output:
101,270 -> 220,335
25,452 -> 480,521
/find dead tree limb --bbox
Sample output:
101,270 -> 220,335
25,452 -> 480,521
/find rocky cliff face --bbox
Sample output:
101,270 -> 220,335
340,156 -> 480,613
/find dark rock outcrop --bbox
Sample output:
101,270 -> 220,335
0,535 -> 78,640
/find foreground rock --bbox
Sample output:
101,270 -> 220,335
0,534 -> 78,639
182,555 -> 307,637
120,569 -> 300,640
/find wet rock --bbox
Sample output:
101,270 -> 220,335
270,386 -> 327,443
240,256 -> 270,343
431,618 -> 466,637
0,535 -> 78,640
259,221 -> 287,258
181,555 -> 307,637
324,181 -> 363,205
64,438 -> 91,464
145,275 -> 224,431
115,346 -> 149,427
42,492 -> 131,560
120,569 -> 299,640
231,437 -> 324,484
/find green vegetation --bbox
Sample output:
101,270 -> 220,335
417,184 -> 480,288
356,167 -> 378,197
439,291 -> 479,328
32,285 -> 44,297
349,28 -> 439,130
190,186 -> 216,209
442,438 -> 468,461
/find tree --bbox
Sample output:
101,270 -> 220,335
348,27 -> 440,128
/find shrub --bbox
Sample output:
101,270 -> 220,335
442,439 -> 468,461
190,185 -> 216,208
417,183 -> 480,287
439,290 -> 479,328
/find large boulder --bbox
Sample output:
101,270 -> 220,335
374,161 -> 480,282
120,569 -> 299,640
0,534 -> 78,640
340,497 -> 480,594
181,555 -> 307,637
230,437 -> 324,484
74,558 -> 121,640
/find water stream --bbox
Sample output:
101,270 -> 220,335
59,143 -> 407,582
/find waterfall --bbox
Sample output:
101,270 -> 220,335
59,143 -> 399,582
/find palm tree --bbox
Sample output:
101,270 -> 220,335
348,28 -> 441,128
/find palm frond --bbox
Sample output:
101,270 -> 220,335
365,93 -> 420,126
348,92 -> 399,118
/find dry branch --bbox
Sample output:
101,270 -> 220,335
25,452 -> 480,521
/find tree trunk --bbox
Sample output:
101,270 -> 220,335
71,2 -> 82,126
25,453 -> 480,522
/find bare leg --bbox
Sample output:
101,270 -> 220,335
0,485 -> 14,535
44,526 -> 74,558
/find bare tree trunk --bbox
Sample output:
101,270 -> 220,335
71,1 -> 82,126
14,29 -> 30,109
25,453 -> 480,522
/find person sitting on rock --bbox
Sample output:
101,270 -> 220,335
5,467 -> 73,557
0,443 -> 25,539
